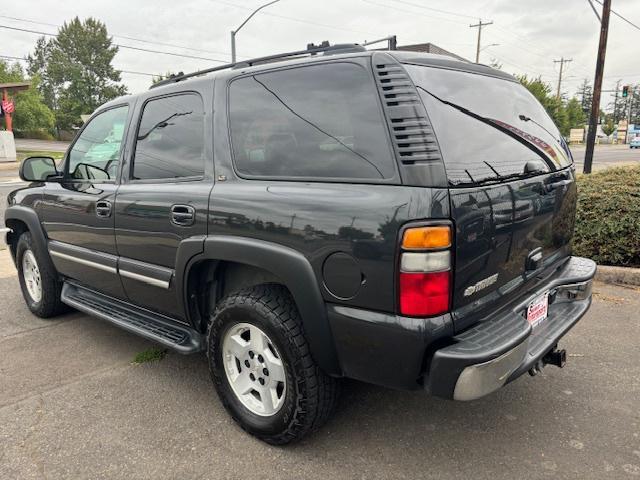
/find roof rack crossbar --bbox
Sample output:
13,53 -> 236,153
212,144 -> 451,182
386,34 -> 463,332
150,42 -> 365,89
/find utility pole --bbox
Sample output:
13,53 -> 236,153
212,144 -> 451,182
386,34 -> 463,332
554,58 -> 572,101
230,0 -> 280,63
584,0 -> 611,174
470,19 -> 493,63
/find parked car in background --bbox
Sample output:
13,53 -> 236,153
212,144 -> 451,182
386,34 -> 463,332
630,136 -> 640,148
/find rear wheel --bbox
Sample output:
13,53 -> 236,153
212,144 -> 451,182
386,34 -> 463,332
207,284 -> 339,445
16,232 -> 66,318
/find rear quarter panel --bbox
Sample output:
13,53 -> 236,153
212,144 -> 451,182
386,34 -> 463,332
211,72 -> 449,313
208,181 -> 449,313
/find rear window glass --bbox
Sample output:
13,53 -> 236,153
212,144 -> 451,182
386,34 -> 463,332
228,62 -> 395,181
404,65 -> 572,187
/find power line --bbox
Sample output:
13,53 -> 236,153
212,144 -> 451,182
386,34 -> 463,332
0,14 -> 237,58
385,0 -> 478,20
211,0 -> 376,36
0,54 -> 25,61
364,0 -> 594,79
119,70 -> 158,77
594,0 -> 640,31
586,0 -> 601,22
0,24 -> 229,63
1,53 -> 160,77
486,24 -> 593,78
361,0 -> 469,26
484,49 -> 556,77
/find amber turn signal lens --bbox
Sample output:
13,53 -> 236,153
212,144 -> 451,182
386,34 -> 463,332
402,226 -> 451,250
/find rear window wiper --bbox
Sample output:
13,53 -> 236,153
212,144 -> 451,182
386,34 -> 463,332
449,162 -> 543,187
415,86 -> 558,172
450,173 -> 533,188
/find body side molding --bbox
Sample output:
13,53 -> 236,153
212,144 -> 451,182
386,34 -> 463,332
50,250 -> 117,274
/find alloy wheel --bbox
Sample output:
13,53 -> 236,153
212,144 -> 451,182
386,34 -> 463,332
222,322 -> 287,416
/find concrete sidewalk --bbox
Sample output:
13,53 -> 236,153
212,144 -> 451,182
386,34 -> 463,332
0,248 -> 639,479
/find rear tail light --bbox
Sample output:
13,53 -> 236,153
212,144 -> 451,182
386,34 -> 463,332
400,251 -> 450,272
402,225 -> 451,250
399,271 -> 451,316
398,225 -> 452,317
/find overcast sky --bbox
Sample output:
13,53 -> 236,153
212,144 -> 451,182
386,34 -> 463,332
2,0 -> 638,108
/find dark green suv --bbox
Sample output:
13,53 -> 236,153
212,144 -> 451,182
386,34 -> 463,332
5,44 -> 596,444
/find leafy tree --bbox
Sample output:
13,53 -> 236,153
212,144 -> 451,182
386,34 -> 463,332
608,80 -> 627,123
518,75 -> 569,135
26,37 -> 57,111
151,72 -> 180,85
0,60 -> 55,136
629,84 -> 640,125
517,75 -> 597,137
576,79 -> 593,117
27,17 -> 127,133
601,116 -> 615,136
565,97 -> 586,131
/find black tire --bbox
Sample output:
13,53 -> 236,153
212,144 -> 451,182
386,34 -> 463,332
16,231 -> 67,318
207,284 -> 339,445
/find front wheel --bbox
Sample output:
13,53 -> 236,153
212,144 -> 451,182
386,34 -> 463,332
16,232 -> 66,318
207,284 -> 339,445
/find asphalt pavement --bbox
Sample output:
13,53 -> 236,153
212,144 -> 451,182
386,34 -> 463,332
571,144 -> 639,171
0,246 -> 639,479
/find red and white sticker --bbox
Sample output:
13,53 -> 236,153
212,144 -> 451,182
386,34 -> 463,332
527,292 -> 549,327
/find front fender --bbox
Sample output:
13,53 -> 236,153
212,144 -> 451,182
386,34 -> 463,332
4,205 -> 56,272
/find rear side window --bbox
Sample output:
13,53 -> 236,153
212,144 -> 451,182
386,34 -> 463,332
405,65 -> 572,187
228,62 -> 395,181
132,93 -> 205,180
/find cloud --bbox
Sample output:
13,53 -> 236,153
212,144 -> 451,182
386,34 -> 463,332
2,0 -> 639,104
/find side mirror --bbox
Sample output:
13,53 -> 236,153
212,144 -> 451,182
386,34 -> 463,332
19,156 -> 59,182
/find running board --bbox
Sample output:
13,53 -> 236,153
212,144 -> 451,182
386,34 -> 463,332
61,282 -> 203,354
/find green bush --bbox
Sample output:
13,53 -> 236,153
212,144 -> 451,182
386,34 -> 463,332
573,166 -> 640,267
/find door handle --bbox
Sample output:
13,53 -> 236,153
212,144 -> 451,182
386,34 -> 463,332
96,200 -> 112,218
171,204 -> 195,226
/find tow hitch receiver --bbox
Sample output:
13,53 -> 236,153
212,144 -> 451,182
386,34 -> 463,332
529,347 -> 567,376
543,348 -> 567,368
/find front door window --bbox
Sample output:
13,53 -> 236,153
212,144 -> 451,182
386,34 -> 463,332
67,106 -> 129,181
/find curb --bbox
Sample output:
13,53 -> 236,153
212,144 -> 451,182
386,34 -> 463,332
595,265 -> 640,287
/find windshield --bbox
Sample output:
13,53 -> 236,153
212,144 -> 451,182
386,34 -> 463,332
404,64 -> 572,187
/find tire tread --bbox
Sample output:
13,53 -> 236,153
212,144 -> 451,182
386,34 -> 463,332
16,232 -> 67,318
207,283 -> 339,444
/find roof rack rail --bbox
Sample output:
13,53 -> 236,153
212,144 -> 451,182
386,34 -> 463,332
150,41 -> 365,89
